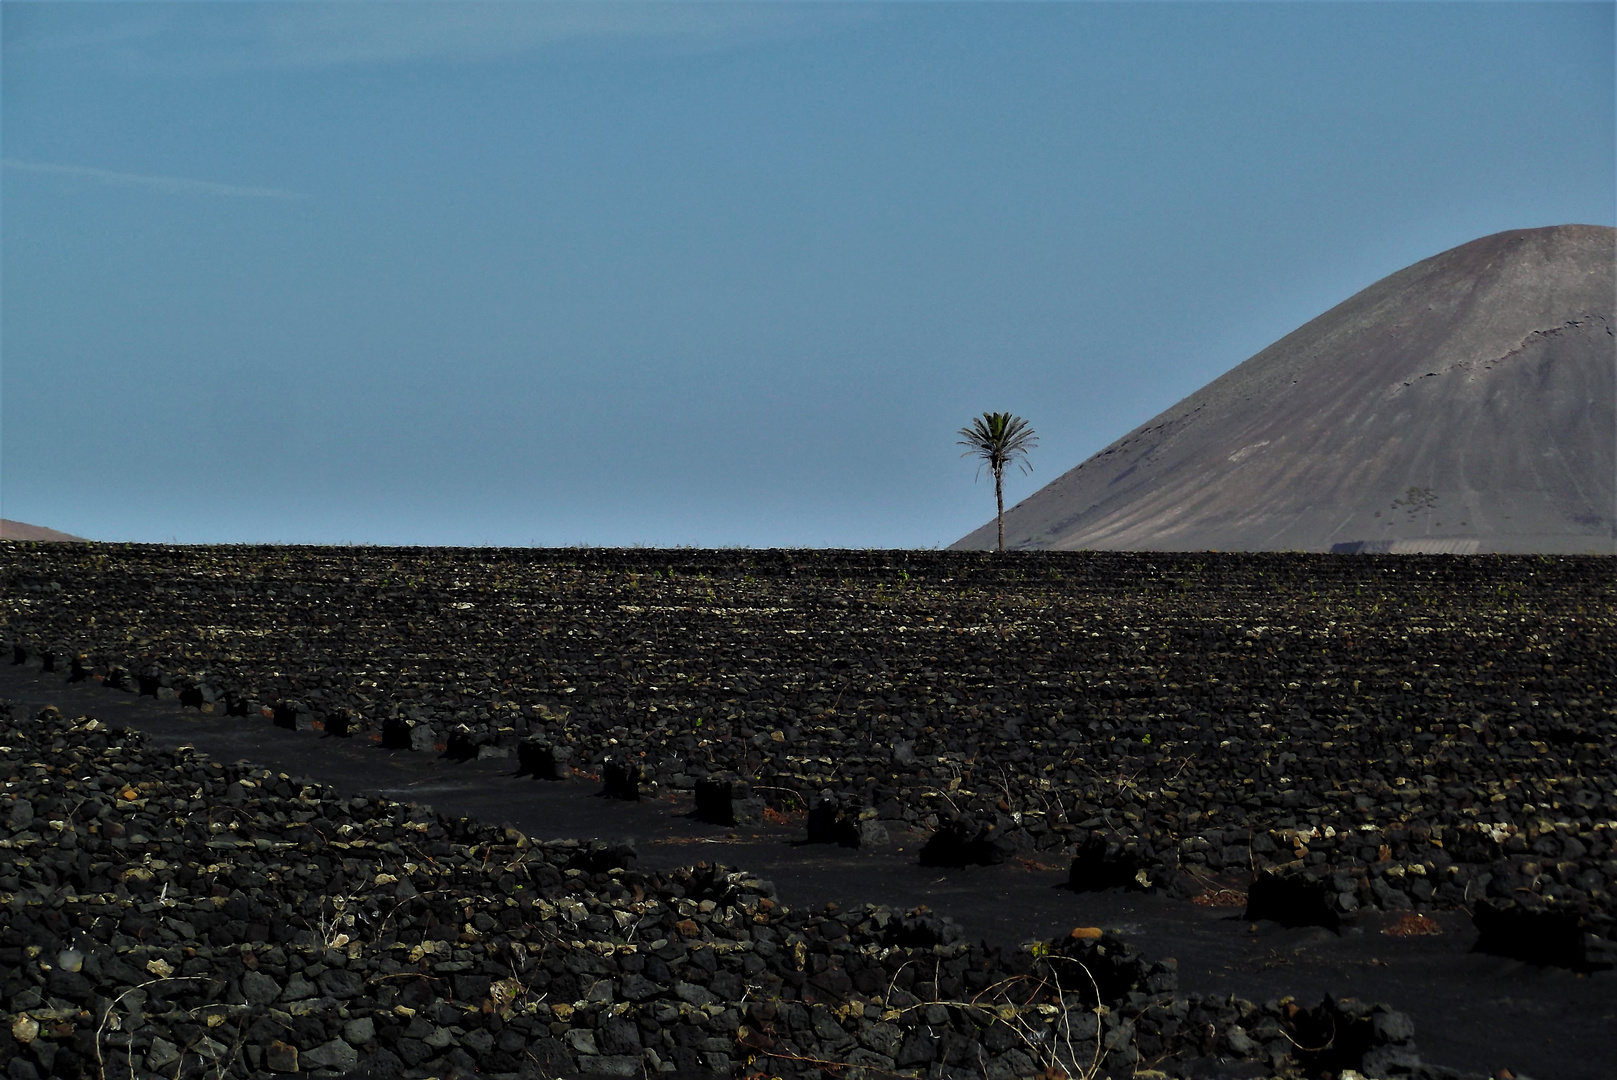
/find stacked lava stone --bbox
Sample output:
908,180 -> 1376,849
2,543 -> 1613,960
0,702 -> 1461,1080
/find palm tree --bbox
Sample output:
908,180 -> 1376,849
958,412 -> 1038,552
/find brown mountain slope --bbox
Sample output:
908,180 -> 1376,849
954,225 -> 1616,554
0,520 -> 89,542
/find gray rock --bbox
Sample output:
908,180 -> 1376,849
279,971 -> 318,1002
1371,1009 -> 1417,1044
597,1017 -> 641,1054
451,972 -> 492,1002
859,1023 -> 904,1058
618,973 -> 661,1001
846,1047 -> 897,1071
301,1038 -> 359,1072
342,1017 -> 376,1045
1225,1025 -> 1258,1055
526,1037 -> 577,1076
318,967 -> 365,999
859,818 -> 890,847
6,798 -> 34,832
896,1030 -> 937,1067
242,970 -> 282,1005
287,994 -> 338,1017
673,980 -> 718,1007
986,1049 -> 1037,1080
145,1037 -> 180,1070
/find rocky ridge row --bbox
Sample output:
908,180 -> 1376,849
2,546 -> 1613,957
0,704 -> 1473,1080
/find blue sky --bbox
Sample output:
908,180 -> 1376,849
3,2 -> 1612,547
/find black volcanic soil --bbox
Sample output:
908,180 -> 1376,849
8,698 -> 1463,1080
2,544 -> 1615,1078
954,224 -> 1616,554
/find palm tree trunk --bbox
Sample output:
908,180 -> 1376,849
995,466 -> 1005,552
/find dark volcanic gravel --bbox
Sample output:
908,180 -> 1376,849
3,702 -> 1455,1080
2,544 -> 1614,1077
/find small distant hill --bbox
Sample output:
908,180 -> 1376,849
954,224 -> 1616,554
0,520 -> 89,542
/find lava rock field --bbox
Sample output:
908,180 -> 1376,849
1,703 -> 1448,1080
0,544 -> 1613,1076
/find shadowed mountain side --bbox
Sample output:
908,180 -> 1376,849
0,520 -> 88,542
955,225 -> 1616,554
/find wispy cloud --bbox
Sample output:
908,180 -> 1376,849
7,4 -> 879,75
2,159 -> 308,200
246,4 -> 867,69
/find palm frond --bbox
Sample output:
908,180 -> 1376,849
958,411 -> 1038,476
